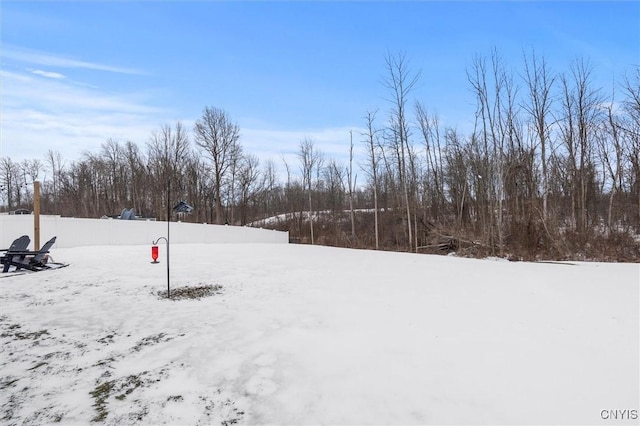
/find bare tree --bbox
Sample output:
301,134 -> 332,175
522,50 -> 556,221
416,103 -> 446,223
383,51 -> 420,251
467,50 -> 506,254
621,67 -> 640,226
0,157 -> 20,209
298,138 -> 322,244
226,148 -> 243,224
45,149 -> 64,214
323,157 -> 346,244
362,110 -> 381,249
237,154 -> 261,225
183,152 -> 210,223
261,158 -> 278,220
99,139 -> 127,213
281,155 -> 294,225
558,58 -> 603,233
597,101 -> 625,232
194,107 -> 241,224
443,129 -> 470,228
20,159 -> 44,207
148,122 -> 191,220
124,141 -> 146,216
347,131 -> 357,240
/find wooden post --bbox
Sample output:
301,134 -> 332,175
34,181 -> 41,251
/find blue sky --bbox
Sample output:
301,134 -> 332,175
1,1 -> 638,171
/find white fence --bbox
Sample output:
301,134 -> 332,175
0,215 -> 288,248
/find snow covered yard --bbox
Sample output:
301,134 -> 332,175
1,244 -> 638,425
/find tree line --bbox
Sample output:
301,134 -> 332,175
2,50 -> 639,260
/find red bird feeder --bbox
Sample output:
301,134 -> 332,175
151,245 -> 159,263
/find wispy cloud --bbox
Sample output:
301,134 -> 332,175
2,45 -> 143,75
0,64 -> 361,170
1,46 -> 363,171
29,69 -> 66,79
0,69 -> 171,162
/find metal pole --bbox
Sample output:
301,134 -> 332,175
167,179 -> 170,298
34,181 -> 41,251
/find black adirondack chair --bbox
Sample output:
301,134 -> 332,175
1,235 -> 31,253
1,235 -> 31,271
2,236 -> 57,272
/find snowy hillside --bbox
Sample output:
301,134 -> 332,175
1,244 -> 638,425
